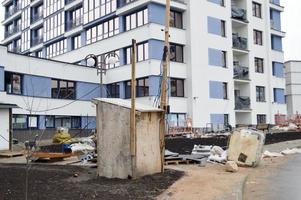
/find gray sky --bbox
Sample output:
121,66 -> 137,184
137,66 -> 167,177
0,2 -> 300,61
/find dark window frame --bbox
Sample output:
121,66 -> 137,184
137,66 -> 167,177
51,79 -> 76,100
125,77 -> 149,99
223,82 -> 228,99
4,72 -> 23,95
107,82 -> 120,98
253,29 -> 263,45
170,10 -> 183,29
257,114 -> 266,124
256,86 -> 266,102
170,78 -> 185,97
252,2 -> 262,18
170,43 -> 184,63
255,57 -> 264,73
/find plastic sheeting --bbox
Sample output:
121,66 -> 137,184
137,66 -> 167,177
235,96 -> 251,110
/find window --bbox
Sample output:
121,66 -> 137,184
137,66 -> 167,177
171,78 -> 184,97
86,17 -> 119,45
208,0 -> 224,6
125,8 -> 148,31
45,116 -> 55,128
5,72 -> 22,95
51,79 -> 75,99
72,35 -> 81,50
28,116 -> 38,128
107,83 -> 120,98
257,114 -> 266,124
170,10 -> 183,29
125,42 -> 149,65
44,12 -> 65,41
170,43 -> 184,63
255,57 -> 264,73
256,86 -> 265,102
253,30 -> 263,45
83,0 -> 117,24
46,39 -> 67,58
272,62 -> 284,77
223,82 -> 228,99
221,20 -> 226,37
224,114 -> 229,126
208,48 -> 227,67
12,115 -> 27,129
168,113 -> 186,127
208,17 -> 226,37
252,2 -> 262,18
125,77 -> 149,98
273,88 -> 285,104
271,35 -> 283,51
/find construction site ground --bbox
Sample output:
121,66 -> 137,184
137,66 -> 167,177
1,135 -> 301,200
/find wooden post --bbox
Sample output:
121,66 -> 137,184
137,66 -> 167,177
130,39 -> 137,168
159,0 -> 171,173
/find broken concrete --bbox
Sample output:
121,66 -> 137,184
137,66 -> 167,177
225,161 -> 239,173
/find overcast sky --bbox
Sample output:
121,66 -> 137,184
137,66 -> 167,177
0,1 -> 300,61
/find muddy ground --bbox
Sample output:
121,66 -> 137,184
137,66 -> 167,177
166,131 -> 301,154
0,164 -> 183,200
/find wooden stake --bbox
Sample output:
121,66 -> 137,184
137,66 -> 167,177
159,0 -> 171,173
130,39 -> 137,158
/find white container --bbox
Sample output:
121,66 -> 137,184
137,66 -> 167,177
227,129 -> 265,167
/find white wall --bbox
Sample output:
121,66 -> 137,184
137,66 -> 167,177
0,109 -> 10,150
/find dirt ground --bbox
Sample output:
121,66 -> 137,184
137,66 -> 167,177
0,164 -> 183,200
166,131 -> 301,154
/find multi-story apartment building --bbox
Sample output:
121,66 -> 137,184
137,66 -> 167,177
1,0 -> 286,130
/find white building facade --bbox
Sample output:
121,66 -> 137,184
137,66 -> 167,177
1,0 -> 286,129
285,61 -> 301,116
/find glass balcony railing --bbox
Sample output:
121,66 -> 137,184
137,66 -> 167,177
66,17 -> 83,31
231,7 -> 248,22
232,33 -> 248,51
5,4 -> 21,19
4,26 -> 21,38
233,65 -> 249,80
235,96 -> 251,110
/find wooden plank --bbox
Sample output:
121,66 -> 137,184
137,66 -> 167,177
31,152 -> 73,159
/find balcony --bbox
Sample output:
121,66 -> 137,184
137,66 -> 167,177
66,17 -> 83,31
31,36 -> 43,47
31,12 -> 43,24
235,96 -> 251,110
233,65 -> 249,81
231,7 -> 248,23
232,33 -> 248,51
4,26 -> 21,38
5,4 -> 21,19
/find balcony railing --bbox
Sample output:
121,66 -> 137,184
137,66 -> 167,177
5,4 -> 21,19
232,33 -> 248,51
31,36 -> 43,47
31,12 -> 43,24
4,26 -> 21,38
66,17 -> 83,31
231,7 -> 248,22
235,96 -> 251,110
233,65 -> 249,80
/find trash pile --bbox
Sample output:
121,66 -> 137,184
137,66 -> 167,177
70,136 -> 96,163
165,128 -> 266,173
271,123 -> 299,132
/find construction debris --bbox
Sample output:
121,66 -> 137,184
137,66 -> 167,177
227,129 -> 265,167
191,145 -> 212,156
225,161 -> 239,173
281,148 -> 301,155
262,150 -> 284,158
52,127 -> 72,144
70,136 -> 96,163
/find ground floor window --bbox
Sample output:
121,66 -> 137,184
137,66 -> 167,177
168,113 -> 186,127
12,115 -> 27,129
54,116 -> 81,129
257,114 -> 266,124
28,116 -> 38,128
45,116 -> 55,128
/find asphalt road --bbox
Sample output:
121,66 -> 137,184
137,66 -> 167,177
259,155 -> 301,200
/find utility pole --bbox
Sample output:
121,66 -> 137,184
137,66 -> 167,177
130,39 -> 137,176
159,0 -> 171,173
